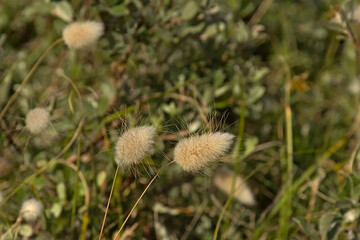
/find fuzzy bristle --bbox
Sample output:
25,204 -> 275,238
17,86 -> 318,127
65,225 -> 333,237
62,21 -> 104,49
214,168 -> 256,206
174,132 -> 234,172
25,108 -> 50,134
20,198 -> 43,222
115,126 -> 156,167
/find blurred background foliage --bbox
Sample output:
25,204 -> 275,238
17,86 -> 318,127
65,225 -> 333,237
2,0 -> 360,239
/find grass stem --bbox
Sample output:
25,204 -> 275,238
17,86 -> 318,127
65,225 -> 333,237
99,163 -> 121,240
278,58 -> 293,239
0,38 -> 63,120
113,160 -> 175,239
213,68 -> 246,240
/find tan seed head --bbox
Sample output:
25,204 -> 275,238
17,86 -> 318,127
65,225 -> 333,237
214,168 -> 256,206
62,21 -> 104,49
115,126 -> 156,167
20,198 -> 43,222
174,132 -> 234,172
25,108 -> 50,134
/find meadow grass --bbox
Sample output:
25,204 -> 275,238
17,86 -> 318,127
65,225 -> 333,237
2,0 -> 360,239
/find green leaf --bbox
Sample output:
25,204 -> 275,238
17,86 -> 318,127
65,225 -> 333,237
243,136 -> 259,157
96,171 -> 107,187
234,21 -> 249,43
181,23 -> 205,36
53,1 -> 73,22
100,0 -> 120,6
293,217 -> 319,240
214,100 -> 231,108
252,68 -> 269,82
203,24 -> 220,38
50,202 -> 63,218
181,1 -> 199,20
108,4 -> 129,17
57,182 -> 67,201
319,212 -> 336,239
19,224 -> 33,237
247,85 -> 265,103
215,85 -> 230,97
162,102 -> 179,116
352,184 -> 360,202
239,2 -> 255,17
214,69 -> 226,87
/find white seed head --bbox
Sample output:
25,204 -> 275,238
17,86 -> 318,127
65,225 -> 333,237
353,5 -> 360,22
214,168 -> 256,206
344,209 -> 358,223
20,198 -> 43,222
115,126 -> 156,167
349,78 -> 360,95
25,108 -> 50,134
62,21 -> 104,49
174,132 -> 234,172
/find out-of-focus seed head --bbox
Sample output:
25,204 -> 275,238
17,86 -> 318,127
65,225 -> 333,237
62,21 -> 104,49
25,108 -> 50,134
214,168 -> 256,206
20,198 -> 43,222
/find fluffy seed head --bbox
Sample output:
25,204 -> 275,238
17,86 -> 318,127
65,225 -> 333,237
214,168 -> 256,206
62,21 -> 104,49
344,209 -> 359,223
25,108 -> 50,134
20,199 -> 43,222
115,126 -> 156,167
174,132 -> 234,172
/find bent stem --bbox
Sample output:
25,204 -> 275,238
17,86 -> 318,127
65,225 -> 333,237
113,160 -> 175,240
99,163 -> 121,240
1,217 -> 22,239
0,38 -> 63,120
58,71 -> 85,239
0,116 -> 84,208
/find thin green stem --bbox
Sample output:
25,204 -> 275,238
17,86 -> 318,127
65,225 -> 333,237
113,160 -> 175,240
71,134 -> 82,239
278,60 -> 293,239
0,38 -> 63,120
0,116 -> 84,208
250,137 -> 346,240
213,69 -> 246,240
55,160 -> 90,240
59,71 -> 84,114
214,159 -> 271,240
59,70 -> 85,239
250,104 -> 360,239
